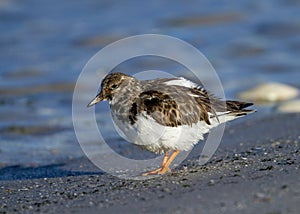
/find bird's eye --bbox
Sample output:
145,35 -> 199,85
111,84 -> 118,89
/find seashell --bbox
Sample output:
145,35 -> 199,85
277,100 -> 300,113
238,82 -> 299,103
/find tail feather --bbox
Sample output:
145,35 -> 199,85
210,100 -> 255,125
225,100 -> 253,111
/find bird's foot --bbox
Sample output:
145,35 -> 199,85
141,167 -> 171,176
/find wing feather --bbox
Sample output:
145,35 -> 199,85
129,77 -> 253,127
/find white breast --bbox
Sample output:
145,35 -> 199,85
111,112 -> 213,154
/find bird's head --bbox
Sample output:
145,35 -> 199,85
87,72 -> 132,107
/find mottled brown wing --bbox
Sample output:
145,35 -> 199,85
129,88 -> 212,127
190,88 -> 254,118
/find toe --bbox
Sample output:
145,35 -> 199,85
141,167 -> 162,176
158,167 -> 171,175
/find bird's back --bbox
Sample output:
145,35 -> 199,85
127,77 -> 254,128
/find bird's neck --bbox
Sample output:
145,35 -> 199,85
110,80 -> 141,111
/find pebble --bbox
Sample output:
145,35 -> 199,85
162,187 -> 170,193
238,82 -> 299,102
277,99 -> 300,113
254,192 -> 272,202
208,179 -> 215,186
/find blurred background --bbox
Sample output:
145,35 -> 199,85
0,0 -> 299,168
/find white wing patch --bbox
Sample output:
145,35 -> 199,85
165,77 -> 206,97
164,77 -> 199,88
187,93 -> 200,97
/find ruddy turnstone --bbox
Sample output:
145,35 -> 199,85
87,72 -> 254,176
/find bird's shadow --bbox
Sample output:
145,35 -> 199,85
0,164 -> 103,181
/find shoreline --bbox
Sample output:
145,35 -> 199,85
1,113 -> 299,213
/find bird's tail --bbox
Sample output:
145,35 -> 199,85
210,100 -> 255,125
225,100 -> 255,116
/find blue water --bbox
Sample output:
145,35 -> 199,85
0,0 -> 300,167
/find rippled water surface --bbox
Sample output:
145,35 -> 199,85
0,0 -> 300,167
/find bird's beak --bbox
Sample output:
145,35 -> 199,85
87,92 -> 104,107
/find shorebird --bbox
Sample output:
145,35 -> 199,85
87,72 -> 254,175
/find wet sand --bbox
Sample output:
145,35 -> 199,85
0,113 -> 299,213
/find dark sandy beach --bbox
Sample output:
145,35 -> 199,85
0,113 -> 299,214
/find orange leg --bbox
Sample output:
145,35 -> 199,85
142,150 -> 180,176
141,153 -> 169,176
161,152 -> 169,166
